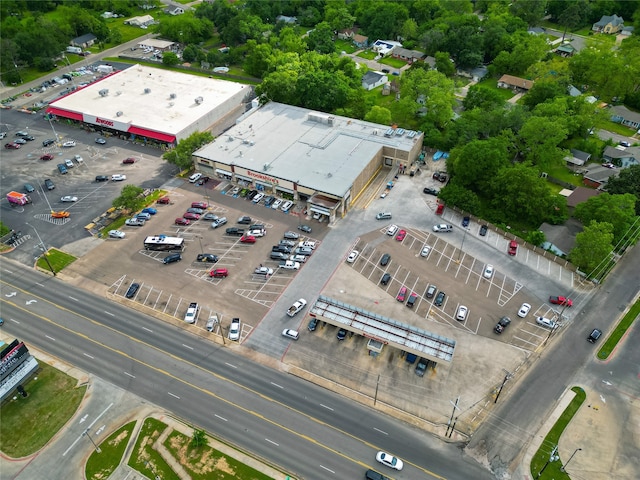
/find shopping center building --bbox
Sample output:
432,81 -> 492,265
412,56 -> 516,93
45,64 -> 250,146
192,102 -> 424,222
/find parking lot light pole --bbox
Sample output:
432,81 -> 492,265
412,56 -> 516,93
83,427 -> 101,453
457,227 -> 469,262
26,223 -> 56,276
495,370 -> 512,403
560,447 -> 582,472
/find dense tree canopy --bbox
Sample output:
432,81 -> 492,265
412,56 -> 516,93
163,131 -> 214,170
569,221 -> 614,275
112,185 -> 145,212
606,165 -> 640,215
574,193 -> 638,244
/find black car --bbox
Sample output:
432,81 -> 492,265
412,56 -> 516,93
425,284 -> 437,299
42,138 -> 55,147
479,224 -> 488,236
225,227 -> 244,236
462,216 -> 470,228
587,328 -> 602,343
270,251 -> 287,260
44,178 -> 55,190
423,187 -> 439,196
197,176 -> 210,185
247,190 -> 258,200
196,253 -> 218,263
380,273 -> 391,285
308,318 -> 318,332
380,253 -> 391,266
298,224 -> 312,233
24,183 -> 35,193
95,175 -> 109,182
162,253 -> 182,264
434,291 -> 446,306
22,135 -> 35,141
238,216 -> 252,224
494,316 -> 511,334
272,245 -> 291,254
337,328 -> 347,340
415,358 -> 428,377
264,196 -> 275,207
125,283 -> 140,299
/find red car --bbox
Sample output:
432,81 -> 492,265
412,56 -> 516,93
549,296 -> 573,307
175,217 -> 190,226
122,157 -> 136,164
396,286 -> 407,302
395,229 -> 407,241
157,196 -> 170,204
191,202 -> 208,209
508,240 -> 518,256
40,153 -> 54,161
5,142 -> 21,149
209,268 -> 228,278
240,235 -> 256,243
183,212 -> 200,220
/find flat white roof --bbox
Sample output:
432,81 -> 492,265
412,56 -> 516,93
50,64 -> 248,136
194,102 -> 422,197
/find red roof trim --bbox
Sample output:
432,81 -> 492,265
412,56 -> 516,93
127,126 -> 175,143
45,106 -> 83,121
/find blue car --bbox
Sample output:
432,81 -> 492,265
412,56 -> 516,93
57,163 -> 68,174
142,207 -> 157,215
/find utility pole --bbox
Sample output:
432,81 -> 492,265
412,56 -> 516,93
445,396 -> 460,437
495,370 -> 512,403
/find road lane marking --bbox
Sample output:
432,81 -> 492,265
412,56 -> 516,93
124,372 -> 135,378
104,311 -> 115,317
182,344 -> 194,350
168,392 -> 180,399
68,296 -> 79,301
319,465 -> 335,473
265,438 -> 279,446
374,428 -> 388,435
225,362 -> 237,369
45,335 -> 56,341
142,327 -> 153,332
271,382 -> 283,389
214,414 -> 228,422
83,353 -> 94,359
320,404 -> 334,411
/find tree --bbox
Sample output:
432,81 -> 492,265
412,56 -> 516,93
355,1 -> 409,40
434,51 -> 455,77
522,80 -> 566,108
526,230 -> 546,247
462,85 -> 505,111
510,0 -> 547,26
163,131 -> 214,170
244,41 -> 274,78
518,116 -> 568,170
606,165 -> 640,215
155,13 -> 214,44
569,221 -> 614,274
364,106 -> 392,125
449,137 -> 510,193
112,185 -> 145,211
492,32 -> 548,75
182,45 -> 200,63
162,52 -> 180,66
190,429 -> 208,448
437,183 -> 481,214
325,3 -> 355,32
398,68 -> 456,128
306,22 -> 335,54
574,193 -> 638,244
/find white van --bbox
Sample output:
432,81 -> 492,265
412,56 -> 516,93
189,172 -> 202,183
386,224 -> 398,236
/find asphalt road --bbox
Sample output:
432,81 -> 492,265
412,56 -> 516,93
0,259 -> 493,480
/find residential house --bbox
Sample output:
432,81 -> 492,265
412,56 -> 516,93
567,187 -> 600,212
582,164 -> 619,189
566,149 -> 591,167
275,15 -> 297,24
337,28 -> 358,40
567,85 -> 581,97
391,47 -> 425,64
164,5 -> 185,15
602,145 -> 640,168
555,44 -> 576,57
124,15 -> 155,28
371,40 -> 402,57
610,105 -> 640,130
138,39 -> 175,52
457,65 -> 488,82
352,34 -> 369,48
539,219 -> 583,256
497,74 -> 534,92
621,26 -> 635,36
592,14 -> 624,34
71,34 -> 97,48
362,71 -> 388,91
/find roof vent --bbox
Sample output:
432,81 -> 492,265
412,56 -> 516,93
263,163 -> 269,171
169,93 -> 177,99
194,96 -> 203,105
116,111 -> 123,117
99,89 -> 109,97
115,91 -> 122,96
144,88 -> 151,94
168,102 -> 174,107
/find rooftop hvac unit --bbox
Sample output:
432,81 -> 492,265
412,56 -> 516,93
169,93 -> 177,99
396,128 -> 405,136
373,129 -> 379,136
308,113 -> 334,125
116,111 -> 123,117
99,89 -> 109,97
384,128 -> 394,137
194,96 -> 203,105
144,88 -> 151,94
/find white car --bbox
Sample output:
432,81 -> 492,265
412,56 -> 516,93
536,316 -> 557,329
64,159 -> 74,168
386,224 -> 398,236
517,303 -> 531,318
73,154 -> 83,164
108,230 -> 125,238
456,305 -> 468,321
62,140 -> 76,148
483,264 -> 494,279
211,217 -> 227,228
376,451 -> 403,471
347,250 -> 359,263
281,200 -> 293,211
281,329 -> 299,340
289,254 -> 307,263
299,241 -> 317,250
60,195 -> 78,202
188,172 -> 202,183
420,245 -> 431,257
254,266 -> 274,276
271,199 -> 282,209
252,192 -> 264,203
111,174 -> 126,181
249,229 -> 265,237
95,137 -> 106,144
433,224 -> 453,232
228,318 -> 241,341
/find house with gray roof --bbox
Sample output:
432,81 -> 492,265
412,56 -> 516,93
583,164 -> 619,189
602,145 -> 640,168
592,14 -> 624,34
566,149 -> 591,166
71,33 -> 97,48
391,47 -> 425,64
362,71 -> 388,91
610,105 -> 640,130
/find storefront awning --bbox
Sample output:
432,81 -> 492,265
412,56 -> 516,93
46,107 -> 83,121
127,126 -> 176,143
310,206 -> 331,215
216,169 -> 232,176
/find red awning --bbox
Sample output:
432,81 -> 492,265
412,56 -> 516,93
45,107 -> 83,121
127,126 -> 175,143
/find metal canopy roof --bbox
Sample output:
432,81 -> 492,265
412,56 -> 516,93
309,295 -> 456,363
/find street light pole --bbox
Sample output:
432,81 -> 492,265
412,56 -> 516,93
561,447 -> 582,472
26,223 -> 56,276
495,370 -> 512,403
457,227 -> 469,262
83,428 -> 101,453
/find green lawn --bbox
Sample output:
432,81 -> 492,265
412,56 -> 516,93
86,421 -> 136,480
380,57 -> 406,69
0,363 -> 86,457
530,386 -> 586,479
357,50 -> 377,60
128,418 -> 180,480
36,248 -> 76,273
476,78 -> 518,101
544,164 -> 584,187
598,298 -> 640,359
596,119 -> 638,137
334,39 -> 357,54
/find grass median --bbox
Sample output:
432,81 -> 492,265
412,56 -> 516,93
86,421 -> 135,480
128,418 -> 179,480
36,248 -> 76,274
597,298 -> 640,360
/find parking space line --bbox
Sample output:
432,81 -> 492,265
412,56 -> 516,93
152,288 -> 163,309
163,294 -> 172,314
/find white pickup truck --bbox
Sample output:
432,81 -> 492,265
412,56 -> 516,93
287,298 -> 307,317
279,260 -> 301,270
184,302 -> 199,324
